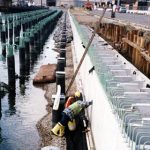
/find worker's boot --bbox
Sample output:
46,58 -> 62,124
51,122 -> 65,137
68,119 -> 76,131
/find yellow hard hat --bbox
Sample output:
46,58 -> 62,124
75,91 -> 81,98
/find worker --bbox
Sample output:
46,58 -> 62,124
111,3 -> 116,18
65,91 -> 82,107
65,91 -> 81,108
65,91 -> 82,131
51,100 -> 93,137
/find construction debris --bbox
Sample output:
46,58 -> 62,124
33,64 -> 57,84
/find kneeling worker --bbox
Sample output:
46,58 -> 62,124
51,100 -> 93,137
65,91 -> 82,108
65,91 -> 82,131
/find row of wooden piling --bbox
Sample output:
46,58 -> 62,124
0,9 -> 63,92
98,22 -> 150,78
0,9 -> 63,121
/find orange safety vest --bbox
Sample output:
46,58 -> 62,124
65,96 -> 75,108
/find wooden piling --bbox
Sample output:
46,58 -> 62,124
7,47 -> 15,88
97,20 -> 150,79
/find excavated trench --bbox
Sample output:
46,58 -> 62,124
65,116 -> 88,150
98,20 -> 150,79
49,11 -> 89,150
71,8 -> 150,80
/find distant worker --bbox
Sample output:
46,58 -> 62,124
111,4 -> 116,18
51,100 -> 93,137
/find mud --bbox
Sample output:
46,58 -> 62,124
70,8 -> 98,28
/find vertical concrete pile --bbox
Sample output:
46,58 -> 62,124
0,9 -> 63,91
52,11 -> 74,128
53,11 -> 73,49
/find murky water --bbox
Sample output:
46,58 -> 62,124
0,31 -> 58,150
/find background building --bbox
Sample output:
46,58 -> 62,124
47,0 -> 56,6
34,0 -> 46,6
0,0 -> 12,6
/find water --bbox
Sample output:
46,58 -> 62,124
0,31 -> 58,150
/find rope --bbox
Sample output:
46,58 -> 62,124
65,7 -> 107,95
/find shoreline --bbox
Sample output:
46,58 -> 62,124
36,44 -> 76,149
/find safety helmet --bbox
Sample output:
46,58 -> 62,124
74,91 -> 81,98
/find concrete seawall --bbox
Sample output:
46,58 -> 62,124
69,9 -> 150,150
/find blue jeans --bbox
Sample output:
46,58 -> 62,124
60,112 -> 70,126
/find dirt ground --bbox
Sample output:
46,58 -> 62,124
70,8 -> 98,28
36,44 -> 77,150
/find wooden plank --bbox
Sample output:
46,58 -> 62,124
108,24 -> 111,40
146,61 -> 149,75
106,24 -> 108,36
137,36 -> 142,69
115,26 -> 119,42
140,37 -> 146,72
128,31 -> 133,58
119,26 -> 122,42
123,38 -> 144,52
140,37 -> 145,48
112,24 -> 115,41
132,34 -> 137,64
140,51 -> 150,63
123,38 -> 150,63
